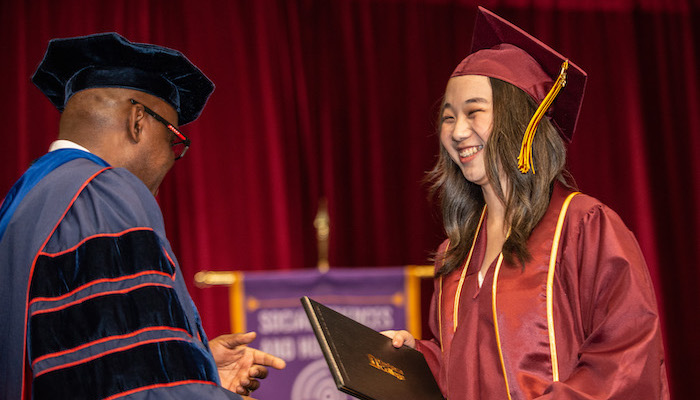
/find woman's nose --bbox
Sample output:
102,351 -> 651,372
452,116 -> 471,141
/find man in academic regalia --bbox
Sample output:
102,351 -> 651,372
0,33 -> 285,400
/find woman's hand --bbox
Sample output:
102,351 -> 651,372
381,330 -> 416,349
209,331 -> 286,396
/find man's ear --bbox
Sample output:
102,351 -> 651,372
127,101 -> 147,143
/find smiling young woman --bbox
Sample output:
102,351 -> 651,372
384,7 -> 669,400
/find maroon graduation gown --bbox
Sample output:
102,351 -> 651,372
415,184 -> 669,399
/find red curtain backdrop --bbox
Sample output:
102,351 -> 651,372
1,0 -> 698,397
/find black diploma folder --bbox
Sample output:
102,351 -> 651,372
301,296 -> 444,400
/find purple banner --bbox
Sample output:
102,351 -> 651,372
230,267 -> 414,400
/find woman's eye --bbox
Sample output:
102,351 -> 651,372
441,115 -> 454,123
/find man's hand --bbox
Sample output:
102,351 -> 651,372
209,332 -> 286,396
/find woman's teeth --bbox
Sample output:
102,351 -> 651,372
459,145 -> 483,158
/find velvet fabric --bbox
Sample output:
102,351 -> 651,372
0,149 -> 109,242
1,1 -> 698,397
33,341 -> 218,400
0,158 -> 111,400
0,156 -> 242,399
31,33 -> 214,125
30,229 -> 176,297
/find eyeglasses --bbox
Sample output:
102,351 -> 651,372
129,99 -> 190,160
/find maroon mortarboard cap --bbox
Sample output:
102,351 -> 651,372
452,7 -> 587,145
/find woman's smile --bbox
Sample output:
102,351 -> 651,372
458,145 -> 484,163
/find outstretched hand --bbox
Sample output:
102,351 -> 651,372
209,332 -> 286,396
381,330 -> 416,349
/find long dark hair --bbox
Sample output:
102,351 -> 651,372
427,77 -> 575,276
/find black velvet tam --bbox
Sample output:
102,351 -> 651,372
32,32 -> 214,125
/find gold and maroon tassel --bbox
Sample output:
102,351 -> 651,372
518,60 -> 569,174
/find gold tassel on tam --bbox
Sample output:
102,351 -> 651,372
518,60 -> 569,174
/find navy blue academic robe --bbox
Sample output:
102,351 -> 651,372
0,152 -> 241,400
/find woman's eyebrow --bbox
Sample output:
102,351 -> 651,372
465,97 -> 489,104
